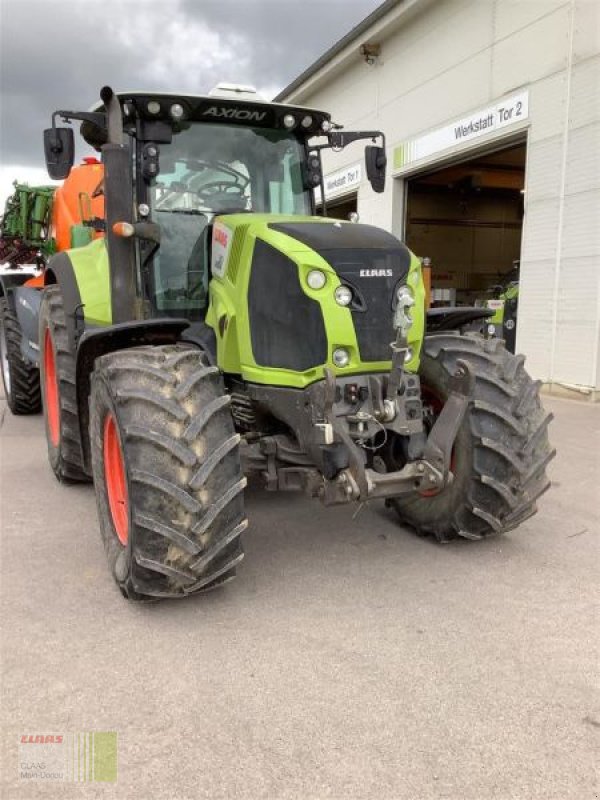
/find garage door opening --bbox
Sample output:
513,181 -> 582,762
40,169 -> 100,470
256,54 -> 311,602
405,142 -> 526,349
320,192 -> 358,220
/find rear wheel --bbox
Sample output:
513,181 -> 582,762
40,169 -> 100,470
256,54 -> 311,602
39,286 -> 89,482
390,333 -> 555,541
89,344 -> 246,601
0,296 -> 41,414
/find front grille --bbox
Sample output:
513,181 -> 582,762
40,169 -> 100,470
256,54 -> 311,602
268,221 -> 412,364
248,239 -> 327,371
324,248 -> 411,362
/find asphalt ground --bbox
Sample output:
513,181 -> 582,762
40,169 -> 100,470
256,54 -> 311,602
1,392 -> 598,799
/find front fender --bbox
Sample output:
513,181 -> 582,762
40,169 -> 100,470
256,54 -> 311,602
43,251 -> 83,350
75,319 -> 190,471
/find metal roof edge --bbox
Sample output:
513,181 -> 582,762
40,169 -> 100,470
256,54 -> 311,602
274,0 -> 419,102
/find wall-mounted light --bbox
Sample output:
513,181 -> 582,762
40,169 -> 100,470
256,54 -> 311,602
360,42 -> 381,65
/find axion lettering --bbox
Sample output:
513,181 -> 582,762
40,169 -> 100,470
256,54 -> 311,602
203,107 -> 267,122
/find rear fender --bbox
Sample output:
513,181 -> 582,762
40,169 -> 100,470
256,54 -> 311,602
13,287 -> 43,365
0,272 -> 41,365
0,270 -> 37,310
75,319 -> 190,471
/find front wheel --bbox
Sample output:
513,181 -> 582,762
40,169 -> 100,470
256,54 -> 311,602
89,344 -> 246,601
390,333 -> 555,541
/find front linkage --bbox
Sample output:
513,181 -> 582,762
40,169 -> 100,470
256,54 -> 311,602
239,290 -> 473,506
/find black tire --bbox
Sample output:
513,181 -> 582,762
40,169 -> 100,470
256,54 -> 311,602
39,286 -> 89,482
0,296 -> 41,414
89,344 -> 246,601
390,333 -> 555,541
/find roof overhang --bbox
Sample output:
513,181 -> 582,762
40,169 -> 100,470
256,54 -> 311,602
275,0 -> 434,104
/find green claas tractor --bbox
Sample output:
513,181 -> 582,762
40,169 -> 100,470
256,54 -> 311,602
30,85 -> 553,600
485,262 -> 520,353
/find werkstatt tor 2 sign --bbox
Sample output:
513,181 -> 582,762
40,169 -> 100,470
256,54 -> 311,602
393,91 -> 529,170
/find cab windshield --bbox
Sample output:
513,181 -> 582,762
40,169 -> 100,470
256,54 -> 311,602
147,122 -> 311,318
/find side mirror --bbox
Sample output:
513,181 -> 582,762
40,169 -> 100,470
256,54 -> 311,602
365,145 -> 386,193
43,127 -> 74,180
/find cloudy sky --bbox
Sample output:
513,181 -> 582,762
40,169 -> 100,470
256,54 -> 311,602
0,0 -> 381,205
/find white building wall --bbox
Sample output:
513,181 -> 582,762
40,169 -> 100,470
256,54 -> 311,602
284,0 -> 600,391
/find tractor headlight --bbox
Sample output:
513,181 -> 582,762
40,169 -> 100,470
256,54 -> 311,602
283,114 -> 296,129
301,115 -> 313,128
334,285 -> 353,307
333,348 -> 350,368
170,103 -> 185,120
306,269 -> 326,290
147,101 -> 161,115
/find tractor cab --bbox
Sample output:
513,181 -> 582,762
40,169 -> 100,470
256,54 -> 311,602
45,86 -> 387,325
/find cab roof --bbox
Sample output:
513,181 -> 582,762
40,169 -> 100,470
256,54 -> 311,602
88,90 -> 331,137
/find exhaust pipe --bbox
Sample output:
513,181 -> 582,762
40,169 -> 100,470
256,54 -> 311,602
100,86 -> 137,322
100,86 -> 124,146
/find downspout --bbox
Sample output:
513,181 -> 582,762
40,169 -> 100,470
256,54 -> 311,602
548,0 -> 575,385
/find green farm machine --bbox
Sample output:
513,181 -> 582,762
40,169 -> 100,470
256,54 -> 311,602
0,85 -> 554,600
485,262 -> 520,353
0,183 -> 55,267
0,183 -> 55,415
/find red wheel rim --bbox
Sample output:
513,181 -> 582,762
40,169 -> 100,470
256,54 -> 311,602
419,384 -> 457,498
44,327 -> 60,447
103,413 -> 129,545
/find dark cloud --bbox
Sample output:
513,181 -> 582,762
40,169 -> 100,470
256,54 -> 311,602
0,0 -> 381,169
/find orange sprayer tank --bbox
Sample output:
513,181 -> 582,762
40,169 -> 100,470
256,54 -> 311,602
51,157 -> 105,251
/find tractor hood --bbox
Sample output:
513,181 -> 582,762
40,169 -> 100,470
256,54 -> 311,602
266,219 -> 412,363
206,214 -> 424,387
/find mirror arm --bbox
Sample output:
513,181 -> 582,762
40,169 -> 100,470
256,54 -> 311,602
310,129 -> 387,201
49,110 -> 106,145
327,130 -> 385,150
54,110 -> 105,125
311,130 -> 385,154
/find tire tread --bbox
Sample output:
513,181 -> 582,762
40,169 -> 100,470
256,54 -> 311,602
0,297 -> 41,414
90,344 -> 246,600
392,332 -> 555,541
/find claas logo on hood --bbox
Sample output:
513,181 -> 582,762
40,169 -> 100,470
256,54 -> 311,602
359,269 -> 393,277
